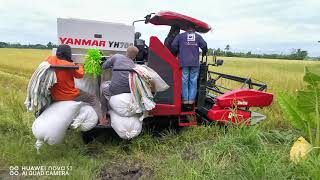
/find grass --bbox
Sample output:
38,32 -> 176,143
0,48 -> 319,179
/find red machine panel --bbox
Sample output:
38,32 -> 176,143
216,89 -> 273,108
207,108 -> 251,126
148,36 -> 182,116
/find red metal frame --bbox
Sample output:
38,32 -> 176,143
206,89 -> 273,125
148,36 -> 183,116
207,106 -> 251,126
178,115 -> 198,127
216,89 -> 273,108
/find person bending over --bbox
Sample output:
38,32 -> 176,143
48,44 -> 106,125
100,46 -> 139,113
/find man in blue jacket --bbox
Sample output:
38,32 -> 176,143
171,24 -> 208,106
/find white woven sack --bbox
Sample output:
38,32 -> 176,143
32,101 -> 82,152
142,65 -> 169,92
70,104 -> 98,131
109,110 -> 142,139
109,93 -> 137,117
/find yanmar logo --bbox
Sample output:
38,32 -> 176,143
59,37 -> 133,48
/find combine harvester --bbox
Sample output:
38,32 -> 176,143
56,11 -> 273,136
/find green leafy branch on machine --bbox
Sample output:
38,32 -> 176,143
83,49 -> 103,77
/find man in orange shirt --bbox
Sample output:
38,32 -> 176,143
48,45 -> 106,125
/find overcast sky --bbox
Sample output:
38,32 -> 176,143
0,0 -> 319,56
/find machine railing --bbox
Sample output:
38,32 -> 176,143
201,55 -> 267,95
206,70 -> 267,95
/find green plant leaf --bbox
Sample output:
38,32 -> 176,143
297,89 -> 320,114
278,92 -> 308,133
302,66 -> 320,146
303,67 -> 320,87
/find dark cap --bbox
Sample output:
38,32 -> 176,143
56,44 -> 72,62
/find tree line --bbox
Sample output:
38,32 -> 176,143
207,45 -> 311,60
0,42 -> 57,49
0,41 -> 315,60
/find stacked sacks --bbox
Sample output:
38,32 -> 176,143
32,101 -> 98,153
109,93 -> 142,140
108,65 -> 169,140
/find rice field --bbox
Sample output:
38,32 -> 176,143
0,48 -> 319,179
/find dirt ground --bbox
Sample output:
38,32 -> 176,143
99,161 -> 154,180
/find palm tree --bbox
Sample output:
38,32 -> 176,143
225,44 -> 230,51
